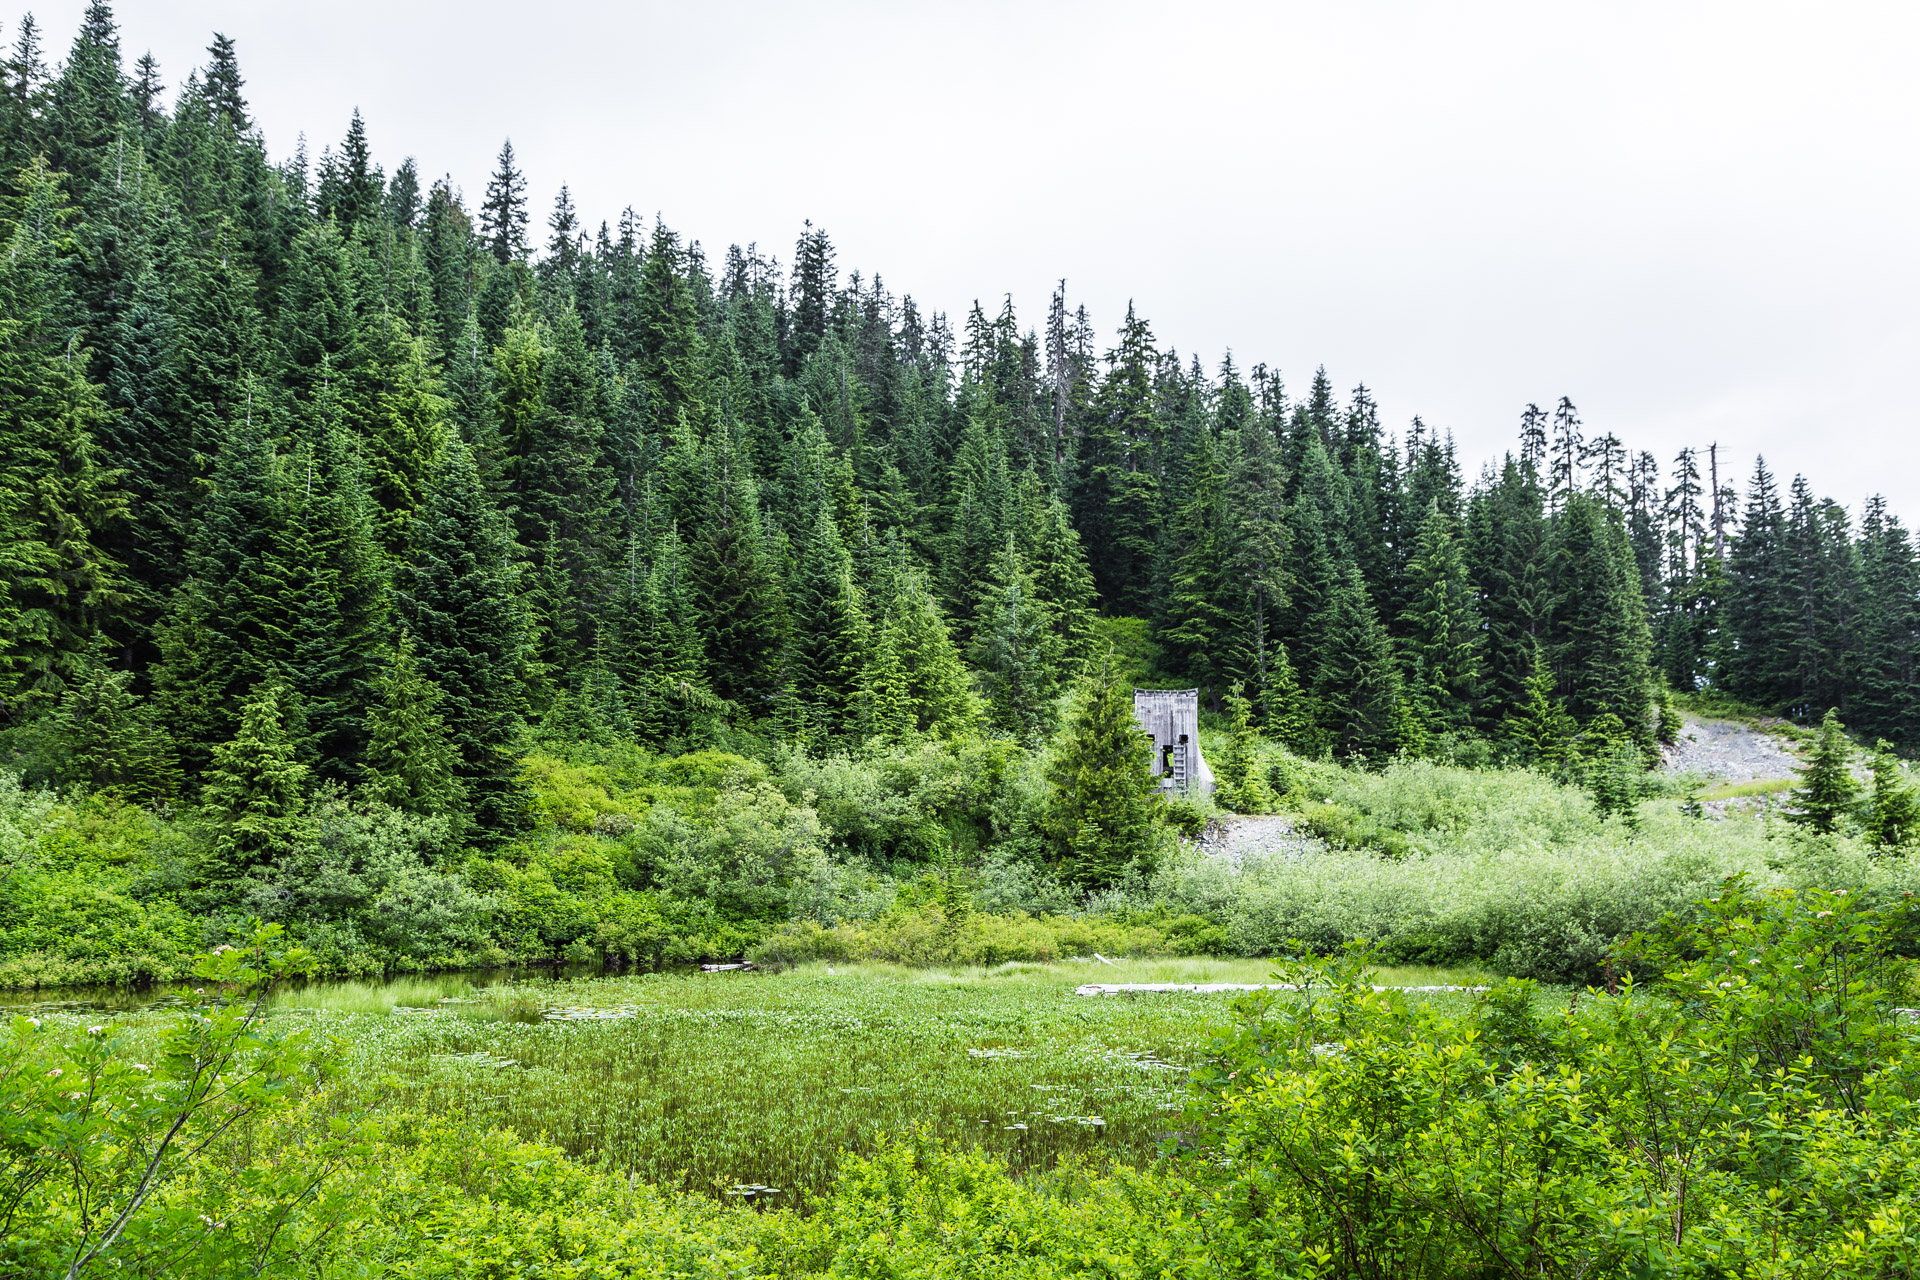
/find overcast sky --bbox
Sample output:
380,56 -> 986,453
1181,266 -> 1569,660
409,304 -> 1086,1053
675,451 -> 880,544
29,1 -> 1920,517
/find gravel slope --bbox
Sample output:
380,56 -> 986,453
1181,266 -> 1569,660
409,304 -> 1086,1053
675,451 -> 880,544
1661,715 -> 1802,784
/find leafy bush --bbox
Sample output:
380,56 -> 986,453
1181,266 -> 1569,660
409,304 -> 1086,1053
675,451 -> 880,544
1181,884 -> 1920,1277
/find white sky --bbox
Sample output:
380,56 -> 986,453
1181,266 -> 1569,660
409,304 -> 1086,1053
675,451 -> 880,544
32,1 -> 1920,519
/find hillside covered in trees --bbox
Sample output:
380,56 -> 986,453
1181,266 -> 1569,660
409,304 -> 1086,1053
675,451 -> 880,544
0,5 -> 1915,895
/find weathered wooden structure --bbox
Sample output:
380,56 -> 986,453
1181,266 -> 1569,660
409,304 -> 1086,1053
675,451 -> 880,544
1132,688 -> 1214,793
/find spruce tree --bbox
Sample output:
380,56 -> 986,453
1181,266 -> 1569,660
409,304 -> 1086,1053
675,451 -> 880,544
1160,423 -> 1240,702
692,431 -> 781,711
52,641 -> 177,801
973,534 -> 1055,741
1504,646 -> 1576,769
394,437 -> 528,840
1550,491 -> 1655,746
1224,417 -> 1289,709
1312,566 -> 1403,760
479,138 -> 528,264
199,679 -> 310,882
1400,499 -> 1483,737
1074,303 -> 1161,613
782,506 -> 867,743
0,160 -> 127,705
1216,683 -> 1275,814
362,631 -> 463,818
1865,740 -> 1919,851
1045,650 -> 1158,888
1024,488 -> 1097,674
1717,457 -> 1793,706
1466,453 -> 1552,730
867,541 -> 975,742
1787,708 -> 1858,835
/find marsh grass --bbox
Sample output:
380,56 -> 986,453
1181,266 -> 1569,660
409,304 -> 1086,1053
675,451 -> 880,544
141,962 -> 1506,1211
267,974 -> 483,1014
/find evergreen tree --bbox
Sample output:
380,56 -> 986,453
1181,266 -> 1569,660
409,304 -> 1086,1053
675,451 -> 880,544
1224,417 -> 1289,710
362,631 -> 463,818
479,138 -> 528,264
394,437 -> 528,840
1467,453 -> 1552,729
1504,645 -> 1576,769
1787,708 -> 1858,835
1718,457 -> 1793,706
1045,650 -> 1158,888
782,506 -> 867,743
199,679 -> 310,881
1865,740 -> 1919,851
1587,735 -> 1646,829
1550,491 -> 1655,746
692,431 -> 781,711
973,534 -> 1055,740
1852,498 -> 1920,749
1159,422 -> 1239,703
52,640 -> 176,800
1075,303 -> 1161,613
1023,488 -> 1097,675
867,541 -> 975,743
1400,499 -> 1483,737
0,160 -> 127,705
1216,682 -> 1275,814
1312,566 -> 1403,759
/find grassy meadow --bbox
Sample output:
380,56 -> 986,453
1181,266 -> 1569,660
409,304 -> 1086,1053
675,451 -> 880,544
46,956 -> 1505,1213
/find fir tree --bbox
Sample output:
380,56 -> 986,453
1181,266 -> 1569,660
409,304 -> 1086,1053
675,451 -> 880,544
692,432 -> 781,711
1587,735 -> 1646,829
1045,650 -> 1158,888
1160,422 -> 1239,702
1216,682 -> 1275,814
1312,566 -> 1403,760
478,138 -> 528,264
1865,740 -> 1919,851
199,679 -> 310,881
973,534 -> 1055,740
362,631 -> 463,818
782,506 -> 867,743
394,437 -> 528,840
867,541 -> 975,743
0,160 -> 127,705
1787,708 -> 1858,835
1505,646 -> 1576,769
52,640 -> 176,801
1400,499 -> 1483,737
1075,303 -> 1161,613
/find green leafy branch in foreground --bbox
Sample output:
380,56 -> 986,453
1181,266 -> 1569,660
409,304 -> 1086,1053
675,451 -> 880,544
1,923 -> 364,1278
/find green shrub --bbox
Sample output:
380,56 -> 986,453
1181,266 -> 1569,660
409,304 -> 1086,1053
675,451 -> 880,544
1183,885 -> 1920,1278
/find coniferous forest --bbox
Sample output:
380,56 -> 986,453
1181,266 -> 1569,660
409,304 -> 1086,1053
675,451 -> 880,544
10,8 -> 1915,808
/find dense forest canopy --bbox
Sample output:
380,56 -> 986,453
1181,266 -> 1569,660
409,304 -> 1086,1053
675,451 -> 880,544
0,2 -> 1914,860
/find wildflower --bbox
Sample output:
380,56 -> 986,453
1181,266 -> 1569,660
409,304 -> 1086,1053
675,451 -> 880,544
87,1025 -> 104,1035
45,1068 -> 61,1078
